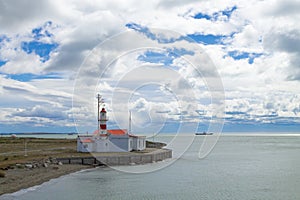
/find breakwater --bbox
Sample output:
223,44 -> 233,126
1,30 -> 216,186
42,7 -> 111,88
56,149 -> 172,166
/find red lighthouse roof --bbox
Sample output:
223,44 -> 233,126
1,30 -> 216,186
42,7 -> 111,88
107,129 -> 127,135
93,129 -> 127,135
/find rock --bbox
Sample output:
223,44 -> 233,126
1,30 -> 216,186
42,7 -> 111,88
49,157 -> 57,164
92,164 -> 98,167
43,163 -> 48,168
58,161 -> 63,166
25,164 -> 33,169
8,165 -> 15,169
16,164 -> 24,169
52,166 -> 59,170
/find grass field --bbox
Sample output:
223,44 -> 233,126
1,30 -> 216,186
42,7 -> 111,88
0,137 -> 81,168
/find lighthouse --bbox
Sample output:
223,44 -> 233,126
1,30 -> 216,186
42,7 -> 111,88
99,107 -> 108,134
97,94 -> 108,135
77,93 -> 146,152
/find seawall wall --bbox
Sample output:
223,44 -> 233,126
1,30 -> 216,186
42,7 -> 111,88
56,149 -> 172,166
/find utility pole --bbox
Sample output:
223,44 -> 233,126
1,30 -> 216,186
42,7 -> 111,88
97,94 -> 101,135
24,138 -> 28,156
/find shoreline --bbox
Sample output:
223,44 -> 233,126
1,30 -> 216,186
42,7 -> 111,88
0,148 -> 172,196
0,137 -> 171,196
0,164 -> 91,196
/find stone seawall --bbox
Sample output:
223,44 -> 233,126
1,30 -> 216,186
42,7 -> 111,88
56,149 -> 172,166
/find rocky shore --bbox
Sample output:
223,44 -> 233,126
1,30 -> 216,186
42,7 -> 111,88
0,157 -> 91,195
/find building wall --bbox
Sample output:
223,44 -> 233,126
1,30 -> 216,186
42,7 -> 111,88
78,135 -> 130,152
77,135 -> 146,152
97,138 -> 129,152
94,139 -> 109,152
139,137 -> 146,150
109,135 -> 131,151
132,137 -> 146,151
77,136 -> 93,152
58,149 -> 173,166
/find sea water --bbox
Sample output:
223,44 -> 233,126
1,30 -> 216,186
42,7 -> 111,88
1,134 -> 300,200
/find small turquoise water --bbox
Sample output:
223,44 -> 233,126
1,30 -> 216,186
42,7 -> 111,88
1,135 -> 300,200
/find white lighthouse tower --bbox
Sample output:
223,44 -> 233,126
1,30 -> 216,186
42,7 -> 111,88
99,107 -> 108,135
97,94 -> 108,135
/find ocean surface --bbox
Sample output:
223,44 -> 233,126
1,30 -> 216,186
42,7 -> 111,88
1,134 -> 300,200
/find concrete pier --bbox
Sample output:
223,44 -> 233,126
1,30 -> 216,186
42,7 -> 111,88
56,149 -> 172,166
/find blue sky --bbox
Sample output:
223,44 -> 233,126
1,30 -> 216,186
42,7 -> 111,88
0,0 -> 300,133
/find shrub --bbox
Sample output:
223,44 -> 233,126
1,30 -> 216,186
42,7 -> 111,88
0,170 -> 5,178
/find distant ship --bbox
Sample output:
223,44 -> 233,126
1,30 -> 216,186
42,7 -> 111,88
195,132 -> 213,136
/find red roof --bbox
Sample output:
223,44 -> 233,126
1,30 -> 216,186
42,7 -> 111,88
92,129 -> 127,135
81,139 -> 92,143
107,129 -> 127,135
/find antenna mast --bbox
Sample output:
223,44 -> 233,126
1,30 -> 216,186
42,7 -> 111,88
129,111 -> 132,134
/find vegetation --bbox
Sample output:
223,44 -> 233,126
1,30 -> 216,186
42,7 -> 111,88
0,170 -> 5,178
0,137 -> 78,168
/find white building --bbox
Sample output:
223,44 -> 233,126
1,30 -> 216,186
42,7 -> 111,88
77,102 -> 146,152
77,129 -> 146,152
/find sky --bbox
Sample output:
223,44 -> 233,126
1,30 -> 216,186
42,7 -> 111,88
0,0 -> 300,133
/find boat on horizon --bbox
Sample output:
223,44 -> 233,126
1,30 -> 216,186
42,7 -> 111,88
195,132 -> 213,136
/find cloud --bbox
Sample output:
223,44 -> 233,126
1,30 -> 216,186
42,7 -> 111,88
0,0 -> 300,132
263,27 -> 300,80
270,0 -> 300,16
264,30 -> 300,53
46,10 -> 125,72
14,105 -> 67,120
